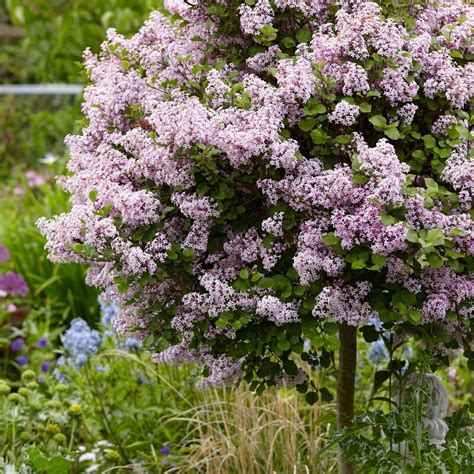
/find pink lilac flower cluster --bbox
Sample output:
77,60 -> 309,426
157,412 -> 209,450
328,100 -> 360,126
239,0 -> 274,35
39,1 -> 473,387
313,281 -> 373,326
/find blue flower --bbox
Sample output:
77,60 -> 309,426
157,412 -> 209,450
369,315 -> 393,338
17,355 -> 28,366
11,337 -> 25,352
35,336 -> 48,348
368,340 -> 389,365
160,444 -> 172,455
99,296 -> 119,327
40,361 -> 50,372
119,338 -> 142,351
404,346 -> 414,358
63,318 -> 102,368
52,367 -> 66,383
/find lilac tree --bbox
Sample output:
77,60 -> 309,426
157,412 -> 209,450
38,1 -> 473,471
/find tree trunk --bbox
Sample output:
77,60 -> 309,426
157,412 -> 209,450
336,323 -> 357,474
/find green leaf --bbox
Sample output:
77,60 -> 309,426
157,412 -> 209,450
384,127 -> 400,140
408,310 -> 422,324
369,115 -> 387,129
412,150 -> 426,162
281,36 -> 296,48
239,269 -> 249,280
361,325 -> 380,343
425,228 -> 446,246
296,27 -> 312,43
351,260 -> 366,270
424,179 -> 438,193
366,91 -> 381,98
322,232 -> 341,246
335,135 -> 351,144
373,370 -> 391,393
298,118 -> 316,132
304,99 -> 327,115
450,50 -> 463,59
426,252 -> 444,268
114,276 -> 129,294
323,322 -> 338,335
182,248 -> 195,261
305,391 -> 319,405
352,173 -> 369,184
283,359 -> 298,376
372,254 -> 387,266
359,102 -> 372,113
406,230 -> 418,243
26,447 -> 72,474
380,213 -> 396,225
215,318 -> 228,328
88,188 -> 98,202
310,128 -> 329,144
277,340 -> 291,351
319,387 -> 333,402
422,134 -> 436,149
256,25 -> 278,43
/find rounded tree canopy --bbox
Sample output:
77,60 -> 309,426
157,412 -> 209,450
38,0 -> 473,392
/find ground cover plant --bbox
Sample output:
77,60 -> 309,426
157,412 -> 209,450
37,0 -> 473,472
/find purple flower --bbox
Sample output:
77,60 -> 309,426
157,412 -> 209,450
17,356 -> 29,366
0,272 -> 29,297
0,244 -> 10,264
160,444 -> 172,456
11,337 -> 25,352
40,361 -> 50,372
35,336 -> 48,348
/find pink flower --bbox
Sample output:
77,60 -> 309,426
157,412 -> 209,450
25,170 -> 47,188
0,272 -> 29,297
0,244 -> 10,264
164,0 -> 190,15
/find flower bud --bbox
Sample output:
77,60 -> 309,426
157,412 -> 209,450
18,387 -> 30,397
26,381 -> 39,390
0,383 -> 11,396
68,404 -> 82,416
45,400 -> 63,410
45,423 -> 61,434
19,431 -> 33,441
54,433 -> 67,444
8,393 -> 23,404
21,370 -> 35,382
104,450 -> 121,461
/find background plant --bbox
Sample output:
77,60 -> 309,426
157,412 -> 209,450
3,0 -> 164,83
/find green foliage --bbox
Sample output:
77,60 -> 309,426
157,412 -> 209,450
4,0 -> 165,82
0,96 -> 80,179
0,347 -> 196,472
0,172 -> 99,326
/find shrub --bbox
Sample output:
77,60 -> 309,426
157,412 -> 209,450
38,1 -> 473,471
